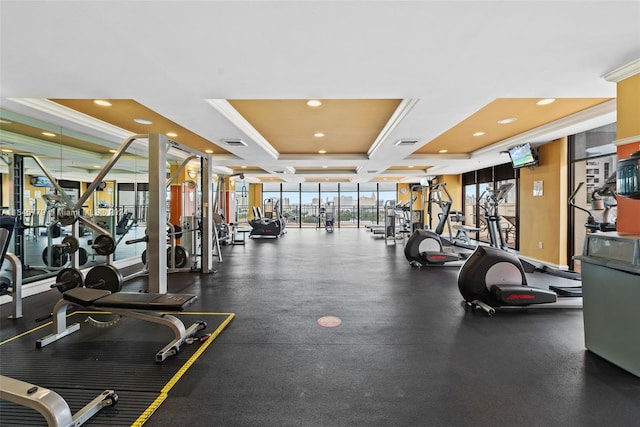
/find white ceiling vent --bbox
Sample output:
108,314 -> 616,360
224,139 -> 248,147
395,139 -> 419,146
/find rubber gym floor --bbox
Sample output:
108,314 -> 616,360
1,228 -> 639,426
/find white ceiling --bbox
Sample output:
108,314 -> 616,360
1,1 -> 639,182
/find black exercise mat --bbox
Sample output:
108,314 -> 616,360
0,312 -> 234,426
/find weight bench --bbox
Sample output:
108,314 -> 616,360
37,287 -> 205,362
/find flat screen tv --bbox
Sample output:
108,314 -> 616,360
617,150 -> 640,199
29,175 -> 51,187
508,143 -> 538,169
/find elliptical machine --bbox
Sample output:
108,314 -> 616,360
478,183 -> 513,251
249,198 -> 287,238
405,182 -> 469,267
477,183 -> 536,273
458,245 -> 578,315
569,178 -> 617,233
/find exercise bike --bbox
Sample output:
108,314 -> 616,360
405,183 -> 469,268
457,245 -> 581,315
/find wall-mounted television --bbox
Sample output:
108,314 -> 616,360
508,142 -> 539,169
617,150 -> 640,199
29,175 -> 51,187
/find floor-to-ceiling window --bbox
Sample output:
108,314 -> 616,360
319,182 -> 339,228
378,182 -> 397,226
569,123 -> 617,272
494,163 -> 518,249
358,183 -> 378,227
301,182 -> 319,227
460,163 -> 518,249
235,179 -> 249,225
337,183 -> 357,227
476,167 -> 494,244
462,172 -> 477,240
258,182 -> 399,228
261,182 -> 281,219
281,183 -> 300,227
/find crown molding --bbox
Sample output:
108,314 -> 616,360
205,99 -> 279,160
472,99 -> 617,157
408,153 -> 470,160
367,98 -> 419,158
613,135 -> 640,146
602,58 -> 640,82
7,98 -> 132,140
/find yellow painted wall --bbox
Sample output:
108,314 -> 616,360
615,73 -> 640,234
519,137 -> 568,267
616,73 -> 640,139
397,183 -> 412,206
441,175 -> 462,211
249,183 -> 262,218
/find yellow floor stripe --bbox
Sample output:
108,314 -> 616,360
1,310 -> 235,427
0,322 -> 52,345
130,393 -> 168,427
132,312 -> 235,426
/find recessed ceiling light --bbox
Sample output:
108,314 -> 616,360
0,119 -> 12,124
93,165 -> 101,169
439,149 -> 448,153
408,165 -> 414,168
134,118 -> 153,125
166,132 -> 178,138
322,165 -> 328,169
93,100 -> 112,107
473,131 -> 485,137
205,149 -> 214,154
1,148 -> 13,153
42,132 -> 56,137
109,149 -> 117,153
318,150 -> 327,154
536,98 -> 556,106
314,132 -> 325,138
307,100 -> 322,107
241,165 -> 247,169
497,117 -> 517,124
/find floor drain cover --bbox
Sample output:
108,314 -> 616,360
317,316 -> 342,328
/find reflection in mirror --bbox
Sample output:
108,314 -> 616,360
0,110 -> 157,285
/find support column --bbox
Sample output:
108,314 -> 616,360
10,155 -> 24,263
603,59 -> 640,234
147,134 -> 167,293
200,155 -> 215,273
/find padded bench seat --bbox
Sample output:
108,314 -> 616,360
62,287 -> 196,311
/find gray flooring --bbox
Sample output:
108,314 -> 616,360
2,228 -> 639,426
